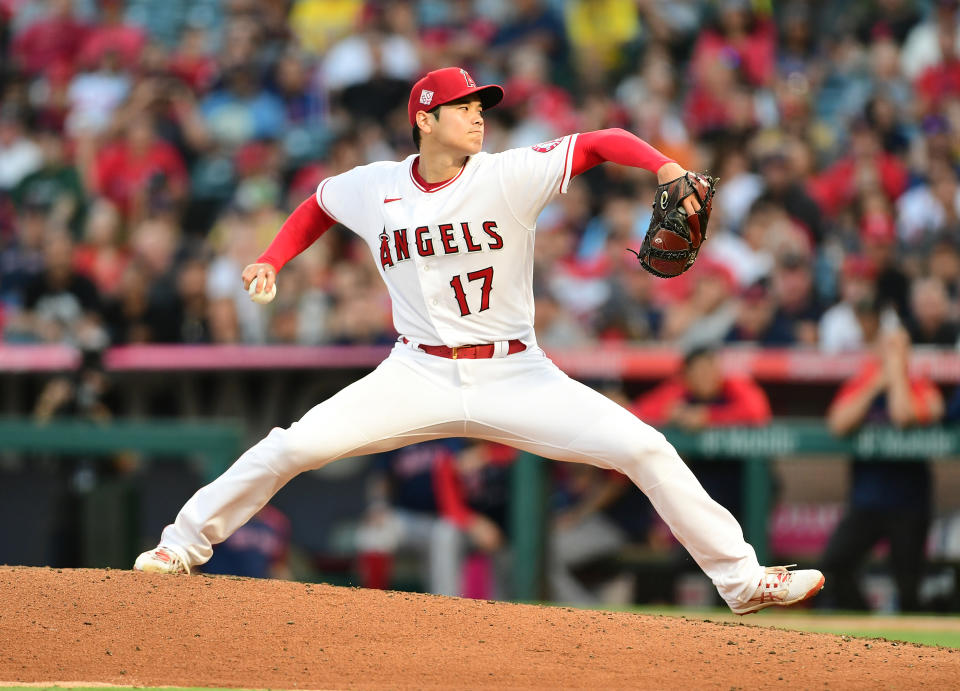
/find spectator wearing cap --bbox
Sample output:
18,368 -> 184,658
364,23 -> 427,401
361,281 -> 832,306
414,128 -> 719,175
859,192 -> 910,319
724,278 -> 796,345
822,324 -> 943,612
819,256 -> 889,353
632,344 -> 772,525
770,252 -> 824,346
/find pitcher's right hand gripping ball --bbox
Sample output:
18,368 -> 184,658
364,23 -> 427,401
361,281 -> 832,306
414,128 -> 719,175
243,263 -> 277,304
630,172 -> 718,278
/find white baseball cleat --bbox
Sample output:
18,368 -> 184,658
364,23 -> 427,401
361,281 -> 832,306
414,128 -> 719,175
134,546 -> 191,575
729,565 -> 824,615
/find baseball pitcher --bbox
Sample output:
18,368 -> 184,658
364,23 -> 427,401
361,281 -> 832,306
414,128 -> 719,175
135,67 -> 823,614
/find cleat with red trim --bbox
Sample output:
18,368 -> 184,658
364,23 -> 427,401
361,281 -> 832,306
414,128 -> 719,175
133,546 -> 190,575
730,565 -> 824,615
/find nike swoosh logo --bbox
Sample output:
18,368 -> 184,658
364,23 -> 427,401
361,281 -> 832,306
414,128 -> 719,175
383,197 -> 402,204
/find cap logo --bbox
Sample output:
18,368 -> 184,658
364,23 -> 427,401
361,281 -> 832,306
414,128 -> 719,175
460,69 -> 476,87
420,89 -> 434,106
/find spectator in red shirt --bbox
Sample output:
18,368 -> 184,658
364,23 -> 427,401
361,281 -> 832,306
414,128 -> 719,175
72,199 -> 129,298
633,344 -> 771,521
690,0 -> 776,88
76,0 -> 146,71
821,323 -> 943,611
914,21 -> 960,116
10,0 -> 88,78
809,120 -> 909,218
167,27 -> 219,94
92,115 -> 187,222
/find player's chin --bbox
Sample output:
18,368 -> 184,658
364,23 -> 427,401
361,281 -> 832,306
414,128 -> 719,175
464,133 -> 484,153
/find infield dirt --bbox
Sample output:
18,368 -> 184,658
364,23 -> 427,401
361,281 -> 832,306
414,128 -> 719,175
1,566 -> 957,689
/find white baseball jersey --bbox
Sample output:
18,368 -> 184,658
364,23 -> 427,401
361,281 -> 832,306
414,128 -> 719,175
159,132 -> 767,611
315,135 -> 579,347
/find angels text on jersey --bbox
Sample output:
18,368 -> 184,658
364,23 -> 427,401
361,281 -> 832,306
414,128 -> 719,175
377,220 -> 503,270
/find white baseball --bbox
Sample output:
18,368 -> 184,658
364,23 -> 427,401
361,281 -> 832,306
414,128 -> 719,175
248,279 -> 277,304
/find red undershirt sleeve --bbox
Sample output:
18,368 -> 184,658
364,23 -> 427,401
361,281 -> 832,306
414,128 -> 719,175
432,450 -> 475,529
256,195 -> 335,271
570,128 -> 674,178
706,378 -> 772,426
631,381 -> 688,426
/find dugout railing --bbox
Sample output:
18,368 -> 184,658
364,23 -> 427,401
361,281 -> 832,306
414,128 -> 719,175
510,423 -> 960,601
1,415 -> 954,601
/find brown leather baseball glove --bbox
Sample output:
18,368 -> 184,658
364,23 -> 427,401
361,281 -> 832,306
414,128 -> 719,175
629,172 -> 718,278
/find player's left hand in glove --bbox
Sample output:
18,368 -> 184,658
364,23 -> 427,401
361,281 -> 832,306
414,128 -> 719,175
629,167 -> 718,278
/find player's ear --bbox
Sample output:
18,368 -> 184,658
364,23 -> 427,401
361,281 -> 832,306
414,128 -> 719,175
415,110 -> 435,136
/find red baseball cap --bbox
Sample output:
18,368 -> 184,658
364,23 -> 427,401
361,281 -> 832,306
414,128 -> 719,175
407,67 -> 504,127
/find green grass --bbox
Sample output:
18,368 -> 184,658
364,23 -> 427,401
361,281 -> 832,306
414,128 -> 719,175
810,629 -> 960,647
618,605 -> 960,648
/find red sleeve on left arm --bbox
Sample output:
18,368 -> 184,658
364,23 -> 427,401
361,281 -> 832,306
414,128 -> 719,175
431,450 -> 475,529
570,128 -> 674,178
707,378 -> 772,426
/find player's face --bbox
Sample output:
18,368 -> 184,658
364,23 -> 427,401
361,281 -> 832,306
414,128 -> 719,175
434,98 -> 485,155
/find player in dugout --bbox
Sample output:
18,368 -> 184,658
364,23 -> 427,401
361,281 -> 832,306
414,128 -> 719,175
135,67 -> 824,614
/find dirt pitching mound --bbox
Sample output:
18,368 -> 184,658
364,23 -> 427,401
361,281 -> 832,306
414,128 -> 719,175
0,566 -> 957,689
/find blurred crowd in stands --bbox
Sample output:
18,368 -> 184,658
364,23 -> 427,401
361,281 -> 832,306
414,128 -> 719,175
5,0 -> 960,611
2,0 -> 960,352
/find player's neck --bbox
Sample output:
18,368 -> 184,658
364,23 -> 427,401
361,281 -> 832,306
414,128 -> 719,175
417,145 -> 469,183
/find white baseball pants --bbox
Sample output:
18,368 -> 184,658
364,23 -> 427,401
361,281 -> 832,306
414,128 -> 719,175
161,342 -> 763,607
